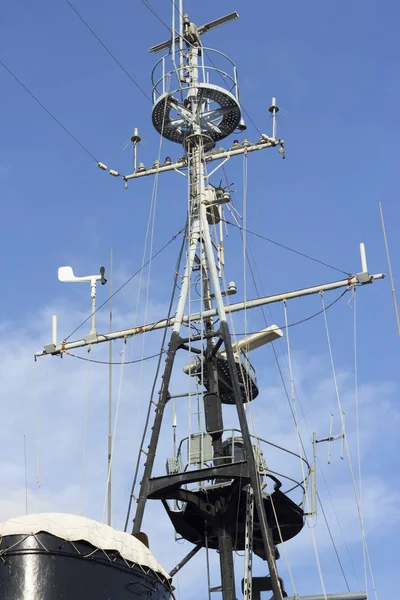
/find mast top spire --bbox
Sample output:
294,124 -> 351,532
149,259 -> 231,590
148,11 -> 239,54
150,10 -> 243,149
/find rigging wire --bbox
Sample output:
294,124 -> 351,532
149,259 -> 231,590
284,301 -> 328,600
33,361 -> 42,512
353,288 -> 368,594
64,350 -> 161,365
124,225 -> 187,531
117,88 -> 170,524
222,132 -> 358,591
64,0 -> 151,102
132,73 -> 170,435
208,161 -> 299,593
80,357 -> 91,515
139,0 -> 172,33
64,225 -> 185,342
0,58 -> 99,163
321,292 -> 379,600
110,79 -> 171,526
102,339 -> 127,523
228,209 -> 353,590
244,220 -> 358,587
233,288 -> 349,335
242,231 -> 360,589
378,201 -> 400,337
222,218 -> 352,276
316,490 -> 355,590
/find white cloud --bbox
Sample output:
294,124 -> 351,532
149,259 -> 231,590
0,295 -> 397,598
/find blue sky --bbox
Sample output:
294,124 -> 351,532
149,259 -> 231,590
0,0 -> 399,598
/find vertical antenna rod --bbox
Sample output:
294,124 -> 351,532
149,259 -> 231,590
379,202 -> 400,337
24,434 -> 28,515
52,315 -> 57,347
107,248 -> 113,526
269,97 -> 279,139
131,128 -> 141,172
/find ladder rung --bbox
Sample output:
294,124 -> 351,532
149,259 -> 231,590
209,587 -> 222,593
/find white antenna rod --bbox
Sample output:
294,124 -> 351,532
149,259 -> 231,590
379,201 -> 400,338
24,434 -> 28,515
310,432 -> 317,516
268,97 -> 279,140
52,315 -> 57,347
131,128 -> 141,172
360,243 -> 368,273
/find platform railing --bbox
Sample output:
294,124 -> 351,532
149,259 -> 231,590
151,47 -> 239,104
174,428 -> 311,506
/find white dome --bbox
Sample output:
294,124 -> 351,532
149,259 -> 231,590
0,513 -> 169,580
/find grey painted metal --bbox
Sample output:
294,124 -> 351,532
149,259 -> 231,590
35,273 -> 384,357
217,512 -> 236,599
169,544 -> 202,578
243,486 -> 254,600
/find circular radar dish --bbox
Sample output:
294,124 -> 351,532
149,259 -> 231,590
152,83 -> 241,145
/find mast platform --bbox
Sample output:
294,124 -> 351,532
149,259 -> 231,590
157,479 -> 304,559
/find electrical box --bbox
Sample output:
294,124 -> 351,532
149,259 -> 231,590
166,457 -> 179,475
189,433 -> 213,466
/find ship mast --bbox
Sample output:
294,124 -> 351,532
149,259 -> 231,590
130,8 -> 284,599
34,5 -> 384,600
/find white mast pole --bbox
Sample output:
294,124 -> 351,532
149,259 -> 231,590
24,434 -> 28,515
107,248 -> 113,526
179,0 -> 184,79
